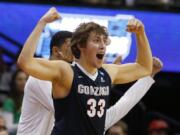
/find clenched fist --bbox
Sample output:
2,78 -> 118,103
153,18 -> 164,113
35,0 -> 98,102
126,18 -> 145,34
39,7 -> 61,24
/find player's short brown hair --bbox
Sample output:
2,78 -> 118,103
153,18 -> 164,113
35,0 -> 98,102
71,22 -> 108,59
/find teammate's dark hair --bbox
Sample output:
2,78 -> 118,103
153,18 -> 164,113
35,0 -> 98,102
50,31 -> 73,55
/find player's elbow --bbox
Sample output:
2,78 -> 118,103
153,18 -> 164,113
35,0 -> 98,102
17,55 -> 24,68
141,65 -> 152,76
17,55 -> 30,72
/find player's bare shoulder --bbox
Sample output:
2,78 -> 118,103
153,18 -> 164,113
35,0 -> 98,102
52,60 -> 74,98
54,60 -> 73,80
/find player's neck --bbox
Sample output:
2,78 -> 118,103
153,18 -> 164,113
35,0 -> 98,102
49,55 -> 59,60
49,55 -> 54,60
76,59 -> 97,75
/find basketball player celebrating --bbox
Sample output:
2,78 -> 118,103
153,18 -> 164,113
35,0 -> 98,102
18,30 -> 162,135
17,7 -> 152,135
17,30 -> 162,135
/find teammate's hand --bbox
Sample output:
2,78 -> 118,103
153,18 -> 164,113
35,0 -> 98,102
126,18 -> 145,34
113,55 -> 122,65
39,7 -> 61,24
151,57 -> 163,77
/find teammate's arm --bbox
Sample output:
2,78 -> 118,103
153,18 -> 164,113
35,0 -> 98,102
103,18 -> 152,84
105,57 -> 163,131
105,76 -> 154,131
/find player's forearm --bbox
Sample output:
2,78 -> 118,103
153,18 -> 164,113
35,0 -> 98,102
135,31 -> 152,75
17,20 -> 46,70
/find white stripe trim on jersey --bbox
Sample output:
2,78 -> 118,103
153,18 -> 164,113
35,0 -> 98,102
75,62 -> 98,81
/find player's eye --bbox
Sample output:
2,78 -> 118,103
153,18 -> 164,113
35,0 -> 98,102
93,38 -> 100,43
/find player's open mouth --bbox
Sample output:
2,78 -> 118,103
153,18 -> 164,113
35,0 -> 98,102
96,54 -> 104,60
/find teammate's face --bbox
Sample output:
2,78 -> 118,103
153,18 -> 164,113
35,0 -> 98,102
80,32 -> 108,68
54,38 -> 74,62
59,38 -> 74,62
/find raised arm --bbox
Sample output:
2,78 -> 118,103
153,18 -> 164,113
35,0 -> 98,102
103,18 -> 152,84
17,8 -> 70,81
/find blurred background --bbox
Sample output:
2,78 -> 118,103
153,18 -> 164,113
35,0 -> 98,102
0,0 -> 180,135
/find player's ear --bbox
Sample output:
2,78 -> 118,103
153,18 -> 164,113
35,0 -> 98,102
52,46 -> 61,57
78,43 -> 86,51
77,44 -> 83,52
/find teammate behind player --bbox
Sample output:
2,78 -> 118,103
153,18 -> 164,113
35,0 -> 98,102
17,31 -> 73,135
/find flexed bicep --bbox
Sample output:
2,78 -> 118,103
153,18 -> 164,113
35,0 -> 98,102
103,63 -> 149,84
19,58 -> 65,81
17,7 -> 62,81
